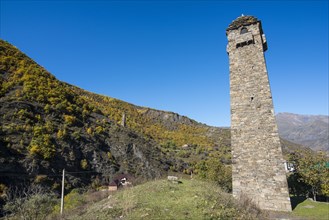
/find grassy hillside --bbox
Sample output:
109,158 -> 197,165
60,178 -> 264,220
292,198 -> 329,220
5,179 -> 327,220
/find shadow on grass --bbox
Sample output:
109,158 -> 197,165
290,196 -> 307,210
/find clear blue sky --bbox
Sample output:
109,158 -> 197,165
1,0 -> 328,127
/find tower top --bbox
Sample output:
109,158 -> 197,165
226,15 -> 259,32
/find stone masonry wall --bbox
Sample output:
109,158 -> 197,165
226,16 -> 292,212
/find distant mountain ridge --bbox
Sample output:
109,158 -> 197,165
276,112 -> 329,152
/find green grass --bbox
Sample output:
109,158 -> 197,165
292,198 -> 329,220
57,180 -> 329,220
66,178 -> 264,220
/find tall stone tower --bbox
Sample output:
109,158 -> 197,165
226,15 -> 291,212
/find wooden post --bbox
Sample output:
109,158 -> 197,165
60,169 -> 65,215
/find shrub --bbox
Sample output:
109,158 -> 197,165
86,127 -> 93,136
57,129 -> 67,139
234,193 -> 263,219
34,175 -> 47,184
177,150 -> 191,158
52,182 -> 60,191
44,104 -> 51,113
0,183 -> 7,199
4,185 -> 57,220
28,134 -> 56,159
80,159 -> 88,170
45,121 -> 54,133
63,189 -> 85,210
72,130 -> 80,140
64,115 -> 76,125
288,150 -> 329,200
95,125 -> 104,134
195,158 -> 232,191
16,109 -> 28,119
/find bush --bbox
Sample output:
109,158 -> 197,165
72,130 -> 81,140
4,185 -> 57,220
288,150 -> 329,200
28,134 -> 55,159
34,175 -> 47,184
86,127 -> 93,136
0,183 -> 7,199
95,125 -> 104,134
63,189 -> 85,210
57,129 -> 67,139
234,193 -> 263,219
194,158 -> 232,191
80,159 -> 88,170
64,115 -> 76,125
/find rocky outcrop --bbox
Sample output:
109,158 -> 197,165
140,109 -> 196,130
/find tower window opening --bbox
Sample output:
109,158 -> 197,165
240,27 -> 248,34
247,40 -> 254,45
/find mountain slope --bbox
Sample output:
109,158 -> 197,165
0,39 -> 165,191
276,113 -> 329,152
69,84 -> 229,148
0,39 -> 309,197
0,39 -> 233,194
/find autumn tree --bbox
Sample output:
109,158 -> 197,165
194,157 -> 232,192
288,150 -> 329,201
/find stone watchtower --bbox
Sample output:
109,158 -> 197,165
226,15 -> 291,212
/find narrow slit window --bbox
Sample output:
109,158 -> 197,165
247,40 -> 253,45
240,27 -> 248,34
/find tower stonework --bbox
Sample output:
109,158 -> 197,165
226,16 -> 291,212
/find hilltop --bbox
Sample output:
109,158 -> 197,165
57,178 -> 265,220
